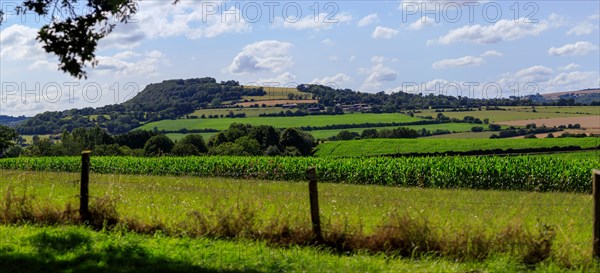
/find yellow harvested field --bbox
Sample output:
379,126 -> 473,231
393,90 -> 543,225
500,115 -> 600,129
235,99 -> 317,107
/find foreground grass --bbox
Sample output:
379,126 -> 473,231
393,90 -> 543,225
314,137 -> 600,157
0,170 -> 596,267
3,225 -> 597,273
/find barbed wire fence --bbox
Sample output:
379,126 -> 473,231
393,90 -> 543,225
1,152 -> 599,261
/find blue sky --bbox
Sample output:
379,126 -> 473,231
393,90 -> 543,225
1,0 -> 599,116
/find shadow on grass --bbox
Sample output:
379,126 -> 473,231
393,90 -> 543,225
0,229 -> 262,273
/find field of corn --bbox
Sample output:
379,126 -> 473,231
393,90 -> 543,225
0,155 -> 598,192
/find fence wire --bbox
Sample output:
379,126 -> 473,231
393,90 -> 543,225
0,163 -> 596,253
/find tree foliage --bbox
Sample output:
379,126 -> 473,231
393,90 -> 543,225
7,0 -> 139,79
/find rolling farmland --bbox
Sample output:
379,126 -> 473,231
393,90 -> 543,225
314,137 -> 600,157
139,113 -> 422,131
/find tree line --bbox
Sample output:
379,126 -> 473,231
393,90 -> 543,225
0,123 -> 315,158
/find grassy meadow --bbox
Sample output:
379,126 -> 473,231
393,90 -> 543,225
0,169 -> 597,269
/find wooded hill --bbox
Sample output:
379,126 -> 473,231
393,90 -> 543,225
16,78 -> 264,135
13,77 -> 598,135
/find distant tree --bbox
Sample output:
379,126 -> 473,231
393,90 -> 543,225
282,146 -> 302,156
177,134 -> 208,154
471,126 -> 484,132
116,130 -> 157,149
211,98 -> 222,108
172,143 -> 200,156
248,125 -> 280,149
264,145 -> 281,156
210,142 -> 245,156
234,136 -> 261,155
336,130 -> 359,140
28,137 -> 54,156
3,145 -> 23,158
207,132 -> 229,148
280,128 -> 314,156
488,124 -> 502,131
0,125 -> 18,155
144,135 -> 174,156
361,129 -> 378,139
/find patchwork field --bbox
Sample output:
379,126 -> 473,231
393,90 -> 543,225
314,138 -> 600,157
500,116 -> 600,130
419,107 -> 598,123
235,99 -> 318,107
140,113 -> 422,131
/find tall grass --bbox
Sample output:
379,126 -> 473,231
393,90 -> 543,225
0,189 -> 561,266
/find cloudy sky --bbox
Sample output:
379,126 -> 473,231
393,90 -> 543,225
1,0 -> 599,116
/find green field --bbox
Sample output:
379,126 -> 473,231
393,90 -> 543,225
0,169 -> 597,269
188,106 -> 288,118
314,137 -> 600,157
308,123 -> 492,139
419,107 -> 598,123
425,131 -> 498,139
139,113 -> 422,131
166,123 -> 500,141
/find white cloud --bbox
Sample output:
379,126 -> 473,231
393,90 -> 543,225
514,65 -> 554,82
357,13 -> 379,27
432,56 -> 484,69
321,38 -> 335,46
481,50 -> 503,57
548,41 -> 599,56
130,1 -> 250,40
495,65 -> 555,95
99,23 -> 146,49
409,16 -> 436,30
257,72 -> 297,85
560,63 -> 580,70
360,63 -> 398,91
429,16 -> 557,45
0,24 -> 46,60
311,73 -> 352,87
276,12 -> 352,31
497,66 -> 599,94
227,40 -> 294,74
328,56 -> 339,61
372,26 -> 399,39
567,21 -> 597,36
349,55 -> 356,61
94,50 -> 168,78
544,71 -> 600,91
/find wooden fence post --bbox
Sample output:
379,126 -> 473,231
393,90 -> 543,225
593,169 -> 600,259
80,151 -> 91,223
307,167 -> 322,241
